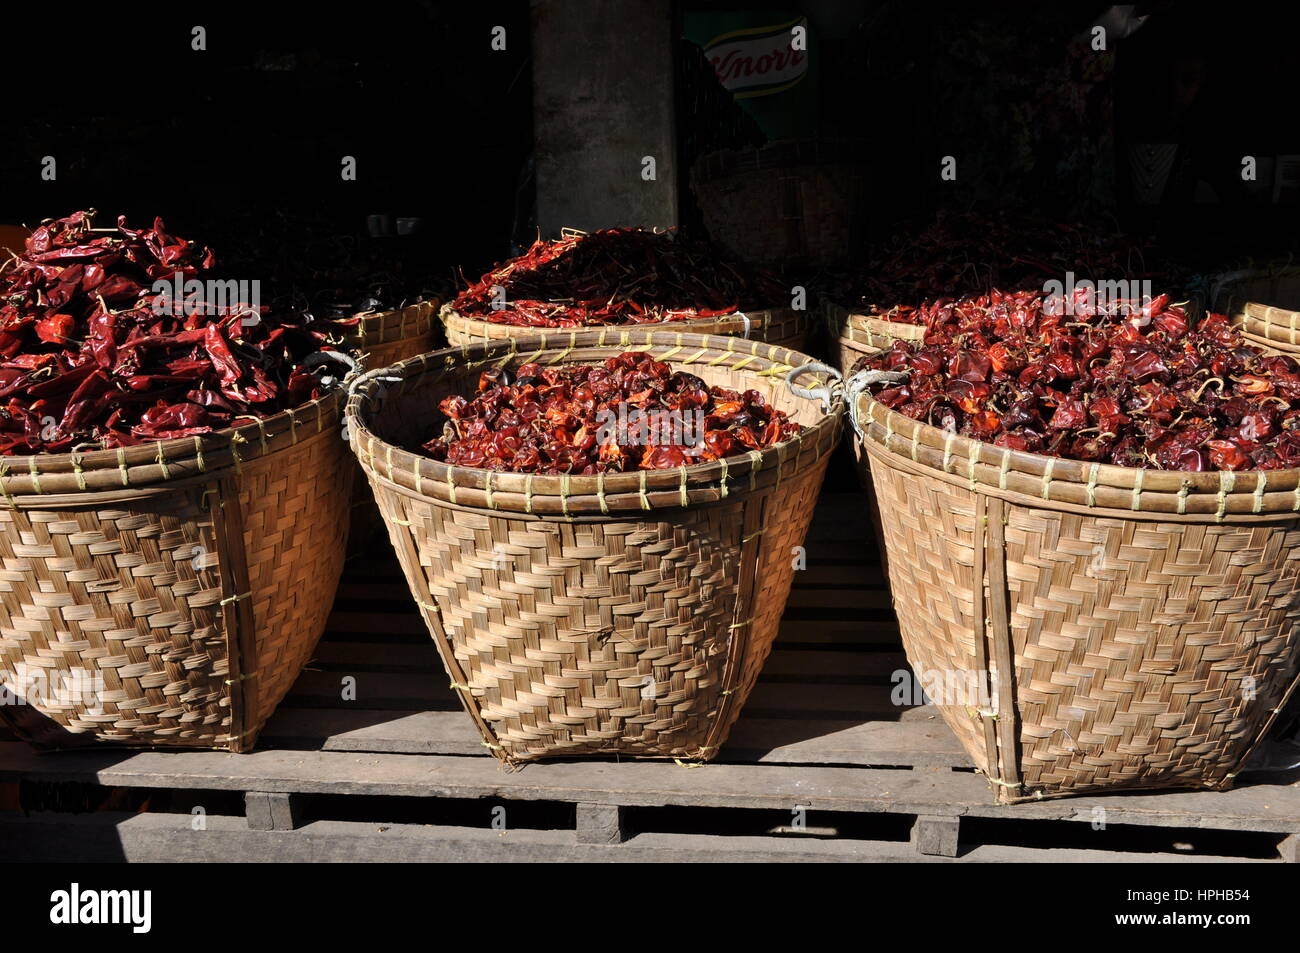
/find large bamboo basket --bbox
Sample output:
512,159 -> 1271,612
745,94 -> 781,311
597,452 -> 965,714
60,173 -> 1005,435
346,299 -> 442,552
689,139 -> 867,269
440,302 -> 812,355
0,392 -> 352,751
1210,266 -> 1300,354
824,300 -> 925,374
852,388 -> 1300,804
347,329 -> 843,763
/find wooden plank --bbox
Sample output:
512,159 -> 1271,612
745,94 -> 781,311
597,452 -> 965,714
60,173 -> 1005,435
805,493 -> 876,542
1280,832 -> 1298,863
800,562 -> 880,580
785,588 -> 890,610
260,710 -> 485,755
575,803 -> 626,844
775,620 -> 901,644
310,642 -> 443,670
0,813 -> 1280,864
324,612 -> 427,638
1,742 -> 1296,833
244,791 -> 300,831
911,814 -> 961,857
256,707 -> 971,767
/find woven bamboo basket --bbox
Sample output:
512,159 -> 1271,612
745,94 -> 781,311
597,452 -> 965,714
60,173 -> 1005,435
349,298 -> 443,370
1210,266 -> 1300,355
851,387 -> 1300,803
690,139 -> 867,269
346,299 -> 442,552
440,302 -> 812,355
0,392 -> 352,751
346,329 -> 843,763
824,300 -> 925,374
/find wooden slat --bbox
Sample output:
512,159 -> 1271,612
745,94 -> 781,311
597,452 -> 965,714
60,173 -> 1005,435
256,706 -> 971,767
2,742 -> 1296,832
3,813 -> 1272,864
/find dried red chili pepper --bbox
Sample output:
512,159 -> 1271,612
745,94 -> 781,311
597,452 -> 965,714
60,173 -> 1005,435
858,289 -> 1300,472
420,351 -> 799,475
827,210 -> 1191,323
0,210 -> 357,454
451,228 -> 783,329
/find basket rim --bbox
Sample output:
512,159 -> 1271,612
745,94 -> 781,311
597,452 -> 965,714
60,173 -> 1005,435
439,301 -> 805,338
824,298 -> 925,337
854,388 -> 1300,519
351,298 -> 441,345
0,389 -> 344,499
346,328 -> 843,514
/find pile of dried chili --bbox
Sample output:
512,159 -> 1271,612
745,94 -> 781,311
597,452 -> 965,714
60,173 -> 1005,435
835,210 -> 1189,323
858,288 -> 1300,472
0,210 -> 356,455
421,350 -> 799,474
450,227 -> 784,328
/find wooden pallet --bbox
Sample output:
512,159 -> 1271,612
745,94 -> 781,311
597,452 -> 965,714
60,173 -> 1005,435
3,479 -> 1299,863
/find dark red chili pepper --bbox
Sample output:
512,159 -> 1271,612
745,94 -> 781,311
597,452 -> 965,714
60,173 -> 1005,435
420,350 -> 799,475
450,228 -> 783,329
829,210 -> 1192,323
0,210 -> 357,454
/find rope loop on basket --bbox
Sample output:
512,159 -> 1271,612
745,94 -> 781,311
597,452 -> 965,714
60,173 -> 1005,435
784,361 -> 845,415
300,349 -> 360,392
843,367 -> 908,440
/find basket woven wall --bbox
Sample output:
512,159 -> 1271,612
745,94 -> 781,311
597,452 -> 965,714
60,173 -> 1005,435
347,299 -> 442,552
0,394 -> 352,751
347,330 -> 843,763
690,140 -> 867,269
349,299 -> 442,368
853,392 -> 1300,803
1211,267 -> 1300,355
824,300 -> 924,374
440,303 -> 812,355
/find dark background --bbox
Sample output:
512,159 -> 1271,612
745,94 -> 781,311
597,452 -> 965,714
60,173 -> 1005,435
5,0 -> 1300,289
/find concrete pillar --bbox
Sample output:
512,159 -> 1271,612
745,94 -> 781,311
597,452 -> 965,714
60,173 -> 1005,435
531,0 -> 677,234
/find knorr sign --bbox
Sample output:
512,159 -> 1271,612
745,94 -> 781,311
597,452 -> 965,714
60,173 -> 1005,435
704,16 -> 809,99
686,11 -> 817,141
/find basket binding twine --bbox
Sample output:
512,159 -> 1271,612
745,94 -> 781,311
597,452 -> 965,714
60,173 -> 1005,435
345,329 -> 844,763
0,358 -> 358,751
846,364 -> 1300,803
